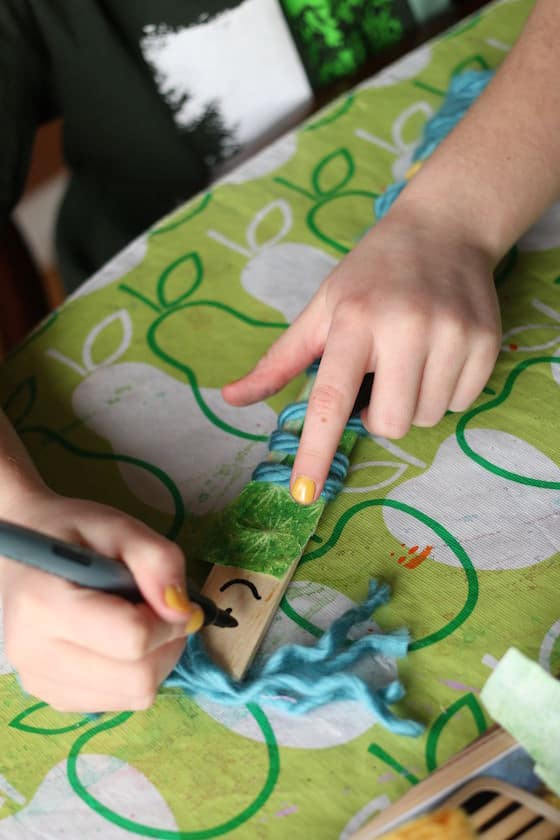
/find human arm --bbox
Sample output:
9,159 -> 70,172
223,0 -> 560,503
0,408 -> 203,712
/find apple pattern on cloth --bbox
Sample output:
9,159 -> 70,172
342,459 -> 408,494
501,298 -> 560,387
273,147 -> 378,255
217,134 -> 299,186
208,198 -> 337,322
355,99 -> 435,181
384,430 -> 560,571
501,298 -> 560,354
72,363 -> 274,516
340,434 -> 427,495
47,311 -> 276,516
0,756 -> 178,839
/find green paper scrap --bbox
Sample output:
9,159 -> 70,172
481,648 -> 560,795
190,482 -> 325,576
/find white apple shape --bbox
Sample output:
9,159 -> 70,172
208,199 -> 337,320
0,755 -> 178,838
384,431 -> 560,571
71,362 -> 275,515
70,235 -> 148,300
241,242 -> 336,322
219,134 -> 298,185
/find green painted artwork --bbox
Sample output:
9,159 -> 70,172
1,2 -> 558,838
190,482 -> 325,575
282,0 -> 409,84
281,0 -> 458,87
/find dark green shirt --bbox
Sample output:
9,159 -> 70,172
0,0 -> 446,291
0,0 -> 320,288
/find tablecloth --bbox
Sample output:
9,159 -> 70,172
1,1 -> 559,837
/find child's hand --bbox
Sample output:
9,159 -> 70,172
0,491 -> 203,712
223,203 -> 501,504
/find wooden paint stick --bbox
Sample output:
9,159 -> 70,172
201,559 -> 298,680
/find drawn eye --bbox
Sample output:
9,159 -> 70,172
219,578 -> 262,600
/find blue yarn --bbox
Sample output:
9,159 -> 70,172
346,416 -> 368,434
268,430 -> 298,452
277,400 -> 309,427
375,70 -> 494,221
268,431 -> 350,477
166,580 -> 423,737
375,182 -> 407,220
253,398 -> 367,500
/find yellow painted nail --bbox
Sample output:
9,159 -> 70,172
185,605 -> 205,635
291,475 -> 316,506
164,583 -> 191,614
405,160 -> 423,180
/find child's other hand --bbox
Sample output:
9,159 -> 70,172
223,203 -> 501,503
0,492 -> 203,712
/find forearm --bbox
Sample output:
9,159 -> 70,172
397,0 -> 560,261
0,409 -> 46,517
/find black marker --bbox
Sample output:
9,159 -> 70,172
351,372 -> 374,417
0,520 -> 237,629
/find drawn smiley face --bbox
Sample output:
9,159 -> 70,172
216,578 -> 262,625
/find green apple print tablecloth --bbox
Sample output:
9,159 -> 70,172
1,2 -> 559,837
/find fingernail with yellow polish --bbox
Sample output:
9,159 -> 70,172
405,160 -> 423,180
291,475 -> 316,505
164,583 -> 191,613
185,605 -> 205,635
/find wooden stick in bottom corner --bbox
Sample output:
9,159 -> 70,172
350,727 -> 518,839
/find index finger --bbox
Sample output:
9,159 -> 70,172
290,321 -> 371,505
